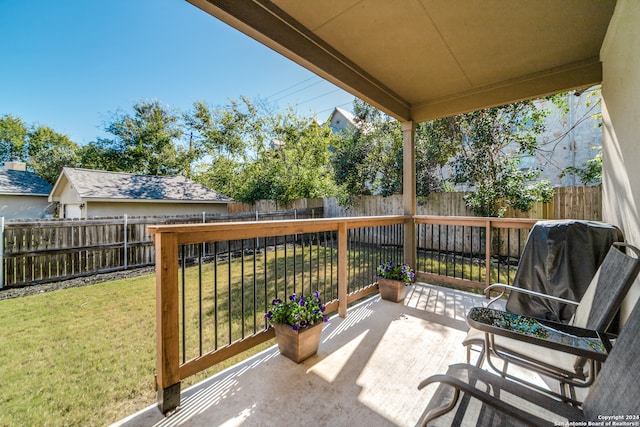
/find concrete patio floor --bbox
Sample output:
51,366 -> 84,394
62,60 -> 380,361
112,283 -> 544,427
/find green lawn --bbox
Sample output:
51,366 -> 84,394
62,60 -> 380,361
0,246 -> 494,426
0,271 -> 275,427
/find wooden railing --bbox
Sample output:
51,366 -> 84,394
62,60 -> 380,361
148,215 -> 409,413
415,216 -> 538,290
149,214 -> 539,413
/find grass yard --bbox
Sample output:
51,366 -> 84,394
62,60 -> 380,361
0,245 -> 509,426
0,271 -> 275,427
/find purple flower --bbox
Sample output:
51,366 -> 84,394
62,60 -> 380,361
265,291 -> 327,329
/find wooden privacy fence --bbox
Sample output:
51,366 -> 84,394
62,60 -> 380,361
323,186 -> 601,221
0,208 -> 322,288
0,187 -> 601,288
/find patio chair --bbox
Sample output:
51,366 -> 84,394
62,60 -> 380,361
462,242 -> 640,398
418,293 -> 640,426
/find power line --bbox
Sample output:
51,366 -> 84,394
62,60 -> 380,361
297,88 -> 342,106
265,76 -> 319,101
272,80 -> 325,103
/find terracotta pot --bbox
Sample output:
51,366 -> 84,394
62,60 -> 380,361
377,277 -> 407,302
273,322 -> 324,363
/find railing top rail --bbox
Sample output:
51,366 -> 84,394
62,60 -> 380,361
414,215 -> 538,228
147,215 -> 409,245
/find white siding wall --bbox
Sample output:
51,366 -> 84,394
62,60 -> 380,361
0,195 -> 51,219
600,0 -> 640,322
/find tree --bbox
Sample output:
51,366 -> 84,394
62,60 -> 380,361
27,125 -> 79,183
96,99 -> 190,175
0,115 -> 80,183
331,99 -> 553,216
448,102 -> 554,216
415,118 -> 459,198
0,115 -> 29,162
188,98 -> 338,203
330,100 -> 455,204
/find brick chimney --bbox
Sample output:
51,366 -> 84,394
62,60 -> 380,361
4,161 -> 26,171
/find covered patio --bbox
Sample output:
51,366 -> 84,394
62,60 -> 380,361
115,283 -> 551,427
136,0 -> 640,425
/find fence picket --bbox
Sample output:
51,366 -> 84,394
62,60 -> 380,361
1,188 -> 601,288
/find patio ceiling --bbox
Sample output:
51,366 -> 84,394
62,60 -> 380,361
187,0 -> 616,122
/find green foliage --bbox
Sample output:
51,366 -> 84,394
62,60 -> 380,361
331,100 -> 454,205
415,118 -> 459,196
27,125 -> 80,183
96,99 -> 191,176
0,115 -> 80,183
561,146 -> 602,185
449,102 -> 554,217
189,99 -> 337,203
0,114 -> 29,161
264,291 -> 328,330
331,99 -> 553,216
376,260 -> 415,283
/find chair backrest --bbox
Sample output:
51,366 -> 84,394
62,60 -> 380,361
569,243 -> 640,373
571,243 -> 640,331
583,293 -> 640,420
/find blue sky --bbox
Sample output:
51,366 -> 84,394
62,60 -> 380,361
0,0 -> 356,144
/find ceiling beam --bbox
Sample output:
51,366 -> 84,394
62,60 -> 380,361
411,57 -> 603,122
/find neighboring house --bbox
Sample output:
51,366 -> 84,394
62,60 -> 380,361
49,168 -> 234,219
327,107 -> 357,134
0,161 -> 53,219
519,86 -> 602,186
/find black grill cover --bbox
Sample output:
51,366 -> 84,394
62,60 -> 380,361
504,220 -> 624,322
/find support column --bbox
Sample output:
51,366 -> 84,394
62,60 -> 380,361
402,121 -> 417,270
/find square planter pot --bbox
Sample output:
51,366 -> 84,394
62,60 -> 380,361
273,322 -> 324,363
377,277 -> 407,302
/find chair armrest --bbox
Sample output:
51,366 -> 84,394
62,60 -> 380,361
418,364 -> 584,426
417,372 -> 554,427
484,283 -> 580,308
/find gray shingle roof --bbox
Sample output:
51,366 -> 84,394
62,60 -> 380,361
62,168 -> 233,202
0,169 -> 52,196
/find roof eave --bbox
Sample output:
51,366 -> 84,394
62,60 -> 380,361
82,198 -> 233,204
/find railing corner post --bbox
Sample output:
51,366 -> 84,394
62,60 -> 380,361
154,231 -> 181,414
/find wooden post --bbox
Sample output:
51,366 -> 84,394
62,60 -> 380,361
338,222 -> 348,318
402,121 -> 417,269
123,214 -> 128,270
0,216 -> 4,289
485,220 -> 492,288
155,231 -> 181,414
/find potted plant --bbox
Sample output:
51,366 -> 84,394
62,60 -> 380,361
377,260 -> 415,302
264,291 -> 328,363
